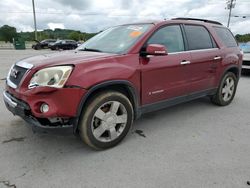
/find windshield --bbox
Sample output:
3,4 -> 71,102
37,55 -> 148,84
55,40 -> 62,44
77,24 -> 153,54
239,43 -> 250,53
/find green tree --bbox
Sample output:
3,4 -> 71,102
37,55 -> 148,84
68,31 -> 80,41
235,34 -> 250,43
0,25 -> 97,42
0,25 -> 17,43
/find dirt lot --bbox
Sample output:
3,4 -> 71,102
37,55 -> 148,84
0,49 -> 250,188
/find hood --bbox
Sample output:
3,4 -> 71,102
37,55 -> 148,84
243,52 -> 250,61
18,50 -> 119,69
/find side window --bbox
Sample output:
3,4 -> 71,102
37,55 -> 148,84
184,25 -> 213,50
213,27 -> 237,47
147,25 -> 184,53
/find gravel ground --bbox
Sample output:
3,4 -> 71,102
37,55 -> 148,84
0,49 -> 250,188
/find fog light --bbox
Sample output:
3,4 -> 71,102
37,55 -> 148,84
40,103 -> 49,113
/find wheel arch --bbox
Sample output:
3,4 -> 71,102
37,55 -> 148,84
226,66 -> 240,79
73,80 -> 140,133
219,65 -> 240,85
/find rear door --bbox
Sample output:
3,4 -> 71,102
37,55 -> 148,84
140,25 -> 191,105
183,24 -> 221,93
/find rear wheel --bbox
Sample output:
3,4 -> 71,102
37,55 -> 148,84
211,72 -> 237,106
35,45 -> 41,50
79,91 -> 133,150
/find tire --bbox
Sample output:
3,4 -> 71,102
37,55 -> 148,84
79,91 -> 134,150
211,72 -> 237,106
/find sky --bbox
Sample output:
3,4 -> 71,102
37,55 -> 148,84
0,0 -> 250,34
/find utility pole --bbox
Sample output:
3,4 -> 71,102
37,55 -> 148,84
226,0 -> 236,28
32,0 -> 37,40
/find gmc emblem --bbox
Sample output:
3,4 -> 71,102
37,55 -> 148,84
10,68 -> 19,79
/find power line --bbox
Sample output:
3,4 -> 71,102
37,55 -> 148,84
0,11 -> 153,17
233,15 -> 250,18
1,11 -> 250,19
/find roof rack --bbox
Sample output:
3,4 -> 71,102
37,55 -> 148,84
172,17 -> 222,25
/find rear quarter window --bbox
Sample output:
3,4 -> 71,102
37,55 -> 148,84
213,27 -> 237,47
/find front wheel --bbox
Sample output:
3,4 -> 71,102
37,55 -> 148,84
79,91 -> 134,150
211,72 -> 237,106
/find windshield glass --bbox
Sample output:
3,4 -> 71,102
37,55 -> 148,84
55,40 -> 62,44
239,43 -> 250,53
77,24 -> 153,54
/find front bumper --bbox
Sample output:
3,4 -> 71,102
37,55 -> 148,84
3,87 -> 86,133
243,53 -> 250,69
242,60 -> 250,69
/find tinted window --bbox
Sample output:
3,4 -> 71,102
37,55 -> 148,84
214,27 -> 237,47
147,25 -> 184,53
185,25 -> 213,50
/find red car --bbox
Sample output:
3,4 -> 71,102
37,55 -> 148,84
4,18 -> 242,149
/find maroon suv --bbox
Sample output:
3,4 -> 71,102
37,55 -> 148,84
3,18 -> 242,149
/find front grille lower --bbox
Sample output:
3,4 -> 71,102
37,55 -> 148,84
8,65 -> 28,87
243,60 -> 250,66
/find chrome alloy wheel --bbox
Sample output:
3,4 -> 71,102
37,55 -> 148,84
91,101 -> 128,142
222,77 -> 235,102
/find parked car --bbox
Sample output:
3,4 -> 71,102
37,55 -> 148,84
3,18 -> 242,149
77,41 -> 83,47
32,39 -> 57,50
239,42 -> 250,70
47,41 -> 57,48
49,40 -> 78,50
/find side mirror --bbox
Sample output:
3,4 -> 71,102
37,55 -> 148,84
146,44 -> 168,56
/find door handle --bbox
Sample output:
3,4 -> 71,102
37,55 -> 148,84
214,56 -> 222,60
180,60 -> 191,65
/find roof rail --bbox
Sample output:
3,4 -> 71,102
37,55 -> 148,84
172,17 -> 222,25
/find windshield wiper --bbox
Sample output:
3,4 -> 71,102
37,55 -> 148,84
79,48 -> 102,52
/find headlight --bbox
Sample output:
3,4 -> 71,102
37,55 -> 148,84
28,66 -> 73,89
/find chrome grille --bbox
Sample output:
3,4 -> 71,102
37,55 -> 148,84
7,61 -> 33,88
9,65 -> 28,87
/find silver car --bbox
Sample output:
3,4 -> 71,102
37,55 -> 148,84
241,43 -> 250,70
